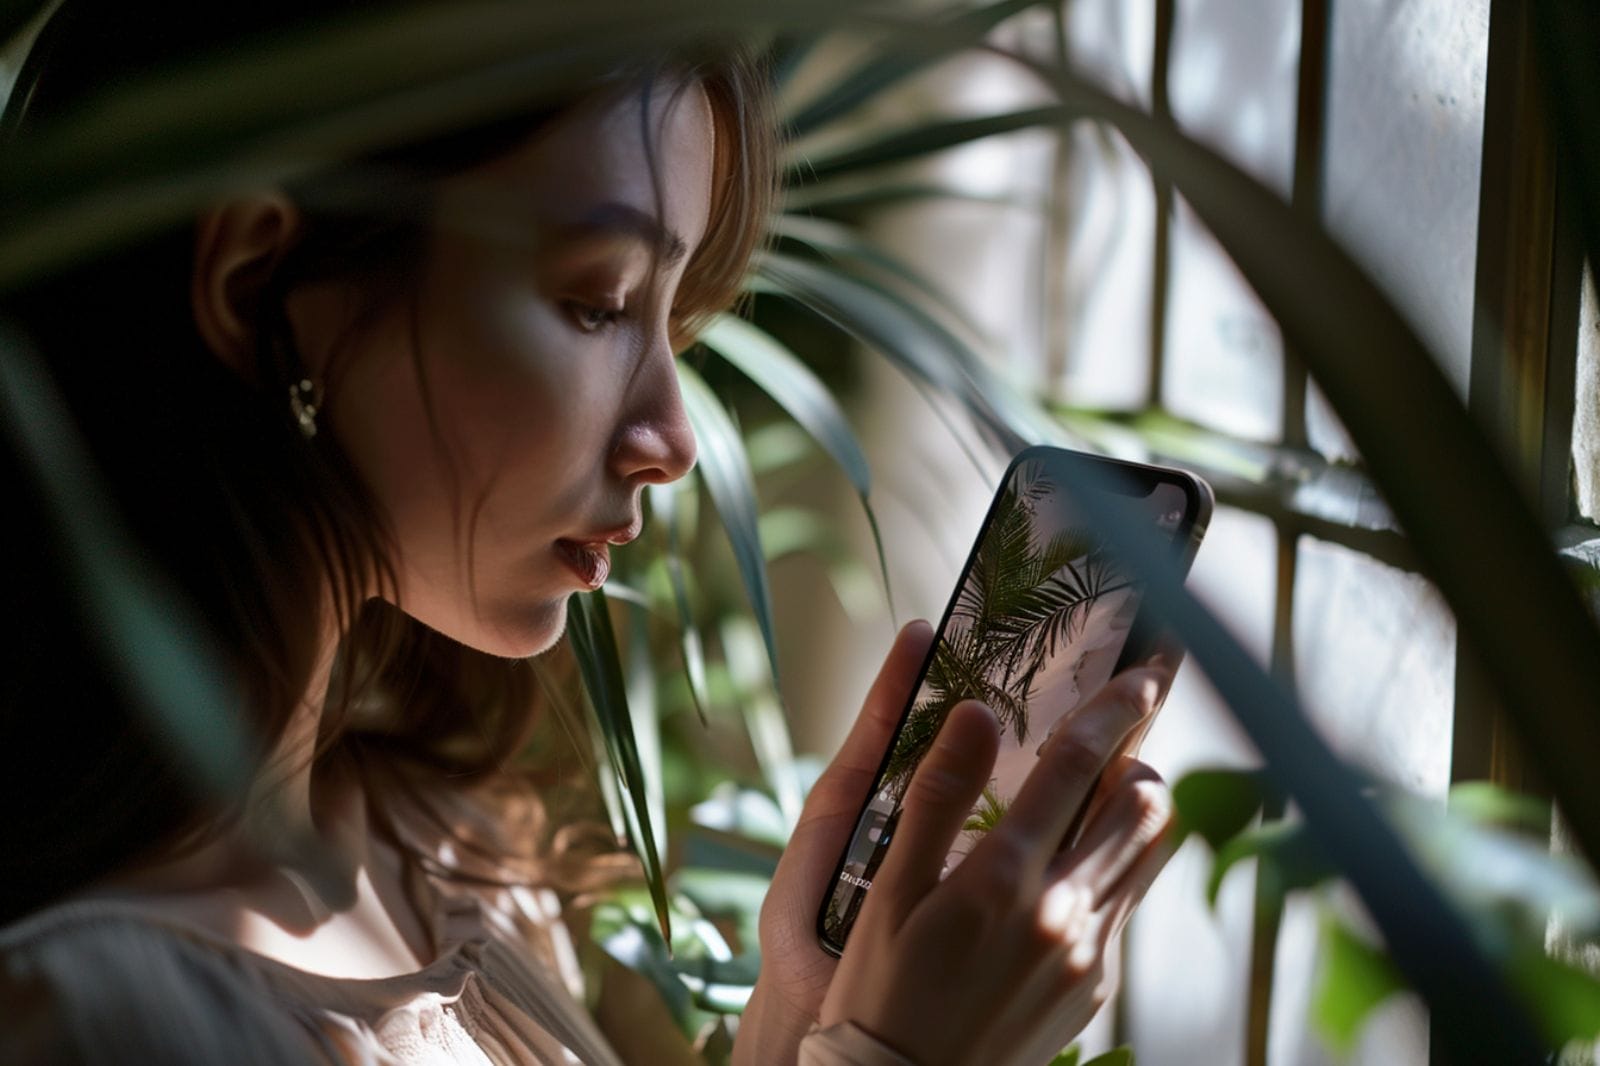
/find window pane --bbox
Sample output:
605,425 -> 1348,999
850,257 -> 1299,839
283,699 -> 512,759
1322,0 -> 1490,394
1162,198 -> 1284,440
1574,263 -> 1598,521
1051,0 -> 1157,408
1293,536 -> 1456,796
1159,0 -> 1299,440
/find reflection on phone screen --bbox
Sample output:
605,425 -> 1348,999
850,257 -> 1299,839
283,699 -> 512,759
820,457 -> 1189,950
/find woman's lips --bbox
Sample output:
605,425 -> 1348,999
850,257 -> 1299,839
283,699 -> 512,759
556,539 -> 611,589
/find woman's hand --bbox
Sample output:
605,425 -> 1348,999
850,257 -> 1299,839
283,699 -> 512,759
735,620 -> 1179,1066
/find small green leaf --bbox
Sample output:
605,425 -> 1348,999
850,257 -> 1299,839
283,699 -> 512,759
1447,781 -> 1552,835
1047,1046 -> 1081,1066
1173,768 -> 1273,851
1207,819 -> 1335,907
677,363 -> 783,695
1510,947 -> 1600,1047
1082,1047 -> 1134,1066
596,909 -> 692,1022
1313,917 -> 1405,1052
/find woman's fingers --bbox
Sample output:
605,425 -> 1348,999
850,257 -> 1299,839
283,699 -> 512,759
970,668 -> 1162,880
816,619 -> 935,801
864,700 -> 1000,924
1049,757 -> 1173,906
761,621 -> 933,933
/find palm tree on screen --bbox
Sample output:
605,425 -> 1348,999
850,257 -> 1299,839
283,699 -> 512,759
880,462 -> 1124,799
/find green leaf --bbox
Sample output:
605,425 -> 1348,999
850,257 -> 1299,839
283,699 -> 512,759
647,481 -> 710,725
790,105 -> 1072,185
1510,947 -> 1600,1047
753,250 -> 1061,450
1173,768 -> 1273,851
699,314 -> 894,616
0,0 -> 49,62
677,362 -> 783,694
783,180 -> 1035,216
1047,1047 -> 1081,1066
1313,917 -> 1405,1053
772,213 -> 988,340
782,0 -> 1045,135
1206,819 -> 1336,908
700,313 -> 870,493
595,904 -> 692,1023
1447,781 -> 1552,835
566,588 -> 671,942
625,606 -> 668,865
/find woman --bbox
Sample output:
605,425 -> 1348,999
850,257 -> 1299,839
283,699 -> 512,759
0,3 -> 1178,1063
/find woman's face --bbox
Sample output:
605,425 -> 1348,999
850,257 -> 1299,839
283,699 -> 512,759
291,82 -> 710,657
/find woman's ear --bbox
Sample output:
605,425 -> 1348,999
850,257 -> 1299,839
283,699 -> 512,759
191,193 -> 302,380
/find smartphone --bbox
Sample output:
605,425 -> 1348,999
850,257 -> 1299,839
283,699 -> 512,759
817,445 -> 1212,956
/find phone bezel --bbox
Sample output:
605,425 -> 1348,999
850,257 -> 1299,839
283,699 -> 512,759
815,444 -> 1213,958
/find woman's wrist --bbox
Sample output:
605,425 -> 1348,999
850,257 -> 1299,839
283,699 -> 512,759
732,979 -> 817,1066
797,1020 -> 921,1066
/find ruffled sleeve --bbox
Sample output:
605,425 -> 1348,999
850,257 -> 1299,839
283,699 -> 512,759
0,905 -> 341,1065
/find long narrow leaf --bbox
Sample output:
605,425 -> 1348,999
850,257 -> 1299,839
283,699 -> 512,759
625,606 -> 668,864
0,0 -> 861,291
646,480 -> 711,725
677,363 -> 783,694
565,588 -> 671,940
788,105 -> 1072,185
699,313 -> 894,616
772,212 -> 988,339
753,249 -> 1064,451
782,0 -> 1045,136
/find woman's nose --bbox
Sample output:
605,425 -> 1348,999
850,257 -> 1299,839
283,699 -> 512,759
609,334 -> 698,486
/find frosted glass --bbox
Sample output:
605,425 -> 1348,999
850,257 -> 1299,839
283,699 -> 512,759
1160,0 -> 1298,441
1045,0 -> 1158,409
1574,265 -> 1598,521
1162,197 -> 1284,440
1293,536 -> 1456,798
1322,0 -> 1490,394
1169,0 -> 1300,197
1053,125 -> 1157,410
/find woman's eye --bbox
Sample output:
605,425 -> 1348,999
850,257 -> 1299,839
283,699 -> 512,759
567,301 -> 625,333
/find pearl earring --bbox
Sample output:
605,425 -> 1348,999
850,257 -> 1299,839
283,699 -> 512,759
288,378 -> 323,439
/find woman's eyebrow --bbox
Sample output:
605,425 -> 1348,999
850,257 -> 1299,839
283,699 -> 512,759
558,202 -> 689,266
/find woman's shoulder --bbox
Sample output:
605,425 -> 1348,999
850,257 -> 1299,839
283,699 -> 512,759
0,900 -> 341,1065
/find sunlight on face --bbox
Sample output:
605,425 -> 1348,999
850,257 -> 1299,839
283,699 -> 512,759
308,81 -> 711,656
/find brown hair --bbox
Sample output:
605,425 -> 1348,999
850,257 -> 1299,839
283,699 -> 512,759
0,3 -> 777,922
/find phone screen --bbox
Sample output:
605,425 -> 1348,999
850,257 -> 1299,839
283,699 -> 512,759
818,447 -> 1208,955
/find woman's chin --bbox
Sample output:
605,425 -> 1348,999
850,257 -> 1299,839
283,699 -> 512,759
401,593 -> 572,660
